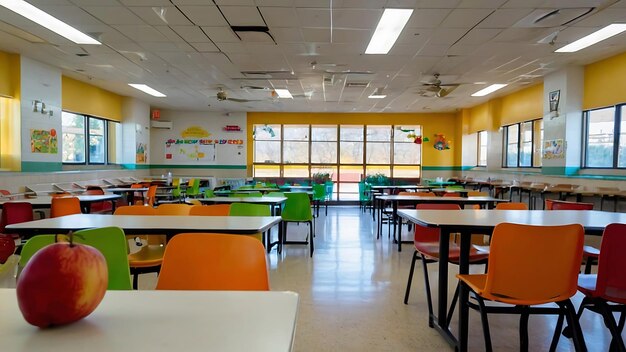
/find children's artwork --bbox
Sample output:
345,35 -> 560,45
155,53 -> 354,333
165,139 -> 217,163
136,143 -> 147,163
543,139 -> 565,159
30,129 -> 58,154
432,133 -> 450,151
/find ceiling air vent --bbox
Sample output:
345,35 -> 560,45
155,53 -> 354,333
346,82 -> 370,88
515,8 -> 595,28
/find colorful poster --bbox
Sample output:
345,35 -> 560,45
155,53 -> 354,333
30,129 -> 58,154
165,141 -> 216,162
136,143 -> 147,163
543,139 -> 565,159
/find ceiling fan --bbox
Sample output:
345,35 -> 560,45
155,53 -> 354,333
418,74 -> 461,98
216,87 -> 264,103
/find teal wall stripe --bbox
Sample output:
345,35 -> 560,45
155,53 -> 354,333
21,161 -> 62,172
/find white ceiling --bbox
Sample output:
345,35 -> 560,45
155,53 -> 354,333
0,0 -> 625,113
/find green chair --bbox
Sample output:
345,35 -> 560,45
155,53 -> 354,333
229,203 -> 271,245
264,191 -> 285,198
20,227 -> 132,290
231,191 -> 262,198
312,183 -> 327,217
171,178 -> 183,199
185,178 -> 201,198
325,181 -> 334,202
281,192 -> 314,257
203,189 -> 215,198
358,182 -> 372,213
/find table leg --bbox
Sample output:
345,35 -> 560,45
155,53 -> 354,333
437,227 -> 450,333
393,202 -> 400,251
457,229 -> 471,352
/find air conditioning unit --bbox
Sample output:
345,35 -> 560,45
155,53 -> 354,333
150,120 -> 172,129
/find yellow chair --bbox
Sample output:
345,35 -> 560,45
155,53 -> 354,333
114,205 -> 162,289
156,233 -> 269,291
457,223 -> 585,351
155,203 -> 191,215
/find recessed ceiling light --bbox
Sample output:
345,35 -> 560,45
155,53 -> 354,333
0,0 -> 101,45
556,24 -> 626,53
471,84 -> 508,97
128,84 -> 166,97
274,89 -> 293,99
365,9 -> 413,55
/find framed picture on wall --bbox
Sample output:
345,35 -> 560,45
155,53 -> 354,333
549,90 -> 560,113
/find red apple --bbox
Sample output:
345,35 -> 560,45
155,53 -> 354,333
16,241 -> 108,328
0,234 -> 16,264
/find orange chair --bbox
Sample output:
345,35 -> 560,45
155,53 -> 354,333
84,186 -> 113,213
114,205 -> 162,289
443,192 -> 460,197
414,192 -> 436,197
495,202 -> 529,210
404,203 -> 489,329
140,185 -> 158,207
189,204 -> 231,216
547,200 -> 597,274
562,223 -> 626,351
468,191 -> 488,197
155,233 -> 269,290
50,197 -> 82,218
155,203 -> 191,215
130,183 -> 145,204
457,223 -> 586,351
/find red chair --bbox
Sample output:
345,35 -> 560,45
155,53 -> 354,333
558,223 -> 626,351
547,200 -> 597,274
84,186 -> 113,213
403,204 -> 489,328
0,202 -> 34,241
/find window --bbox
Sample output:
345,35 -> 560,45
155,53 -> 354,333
477,131 -> 487,167
252,124 -> 422,200
502,119 -> 542,168
61,112 -> 116,165
583,104 -> 626,168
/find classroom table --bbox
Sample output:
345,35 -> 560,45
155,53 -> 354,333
5,213 -> 282,240
369,185 -> 433,220
278,185 -> 313,192
376,195 -> 508,250
105,187 -> 148,205
397,209 -> 626,352
0,289 -> 299,352
0,195 -> 121,214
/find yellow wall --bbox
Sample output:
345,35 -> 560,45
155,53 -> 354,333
0,52 -> 21,170
463,83 -> 543,134
584,51 -> 626,109
247,112 -> 461,174
62,76 -> 123,121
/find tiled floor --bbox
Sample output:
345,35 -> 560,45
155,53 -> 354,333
140,206 -> 620,351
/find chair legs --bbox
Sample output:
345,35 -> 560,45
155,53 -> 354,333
280,220 -> 315,257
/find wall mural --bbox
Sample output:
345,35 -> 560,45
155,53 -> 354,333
30,129 -> 58,154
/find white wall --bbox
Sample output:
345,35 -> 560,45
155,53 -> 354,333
150,110 -> 247,178
121,97 -> 151,166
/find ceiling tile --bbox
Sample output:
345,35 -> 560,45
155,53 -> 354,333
407,9 -> 452,28
477,9 -> 535,29
220,6 -> 266,26
82,6 -> 145,25
113,25 -> 170,42
190,42 -> 220,52
202,27 -> 240,42
259,7 -> 300,28
439,8 -> 494,28
178,6 -> 228,26
128,6 -> 193,26
171,26 -> 210,42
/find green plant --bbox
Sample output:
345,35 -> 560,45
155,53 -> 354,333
311,172 -> 331,184
364,173 -> 389,186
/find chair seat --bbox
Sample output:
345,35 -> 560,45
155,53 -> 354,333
128,245 -> 165,268
583,245 -> 600,258
415,241 -> 490,263
577,274 -> 597,296
457,274 -> 487,295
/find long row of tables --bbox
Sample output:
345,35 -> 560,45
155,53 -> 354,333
398,209 -> 626,352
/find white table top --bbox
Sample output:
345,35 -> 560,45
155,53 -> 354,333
5,214 -> 282,237
0,289 -> 299,352
105,187 -> 148,193
398,209 -> 626,234
191,197 -> 287,205
378,195 -> 505,202
0,195 -> 121,208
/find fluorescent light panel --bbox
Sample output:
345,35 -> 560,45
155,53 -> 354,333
369,94 -> 387,99
0,0 -> 100,45
128,84 -> 166,98
556,24 -> 626,53
471,84 -> 508,97
365,9 -> 413,54
274,89 -> 293,98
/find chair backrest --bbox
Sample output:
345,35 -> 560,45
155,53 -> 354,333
482,223 -> 583,305
20,227 -> 132,290
397,191 -> 414,196
325,181 -> 334,201
467,191 -> 488,197
155,203 -> 191,215
496,202 -> 528,210
415,192 -> 435,197
189,204 -> 231,216
0,202 -> 34,233
548,200 -> 594,210
50,197 -> 82,218
186,179 -> 201,196
114,205 -> 157,215
312,184 -> 326,200
264,192 -> 285,198
144,185 -> 158,206
281,192 -> 312,221
229,203 -> 271,216
203,189 -> 215,198
595,223 -> 626,303
155,233 -> 269,290
414,204 -> 461,242
442,192 -> 459,197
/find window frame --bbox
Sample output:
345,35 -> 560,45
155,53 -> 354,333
477,130 -> 487,167
582,103 -> 625,169
61,111 -> 113,165
501,118 -> 542,168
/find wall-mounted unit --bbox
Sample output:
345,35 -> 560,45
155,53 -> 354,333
150,120 -> 173,130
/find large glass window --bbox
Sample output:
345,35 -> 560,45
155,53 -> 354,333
502,119 -> 542,168
252,124 -> 422,200
62,112 -> 115,164
583,105 -> 625,168
477,130 -> 487,167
